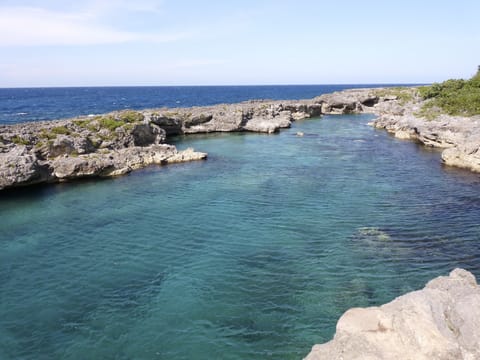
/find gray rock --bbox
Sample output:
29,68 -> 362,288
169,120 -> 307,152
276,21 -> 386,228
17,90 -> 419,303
304,269 -> 480,360
8,84 -> 480,190
184,114 -> 213,128
131,123 -> 166,146
48,135 -> 76,157
242,113 -> 291,133
0,146 -> 49,189
148,113 -> 182,135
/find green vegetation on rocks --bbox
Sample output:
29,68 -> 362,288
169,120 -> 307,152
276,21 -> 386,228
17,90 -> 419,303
10,135 -> 30,146
51,126 -> 71,135
373,87 -> 415,104
94,111 -> 144,132
418,73 -> 480,117
119,110 -> 144,123
95,115 -> 124,131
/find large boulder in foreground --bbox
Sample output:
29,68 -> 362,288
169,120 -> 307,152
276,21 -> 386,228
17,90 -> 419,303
305,268 -> 480,360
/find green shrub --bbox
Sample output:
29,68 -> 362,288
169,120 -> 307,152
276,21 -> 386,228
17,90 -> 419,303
418,73 -> 480,116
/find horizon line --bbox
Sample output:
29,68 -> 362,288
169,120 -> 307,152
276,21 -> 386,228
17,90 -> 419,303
0,82 -> 427,90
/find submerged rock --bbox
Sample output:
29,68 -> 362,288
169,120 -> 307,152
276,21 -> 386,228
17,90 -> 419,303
305,268 -> 480,360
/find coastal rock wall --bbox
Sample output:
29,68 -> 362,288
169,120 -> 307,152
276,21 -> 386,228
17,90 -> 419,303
0,112 -> 207,190
314,86 -> 480,173
305,268 -> 480,360
371,101 -> 480,172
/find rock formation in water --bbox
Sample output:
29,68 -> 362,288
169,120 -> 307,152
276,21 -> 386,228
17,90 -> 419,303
318,86 -> 480,173
2,84 -> 480,190
305,268 -> 480,360
0,101 -> 322,190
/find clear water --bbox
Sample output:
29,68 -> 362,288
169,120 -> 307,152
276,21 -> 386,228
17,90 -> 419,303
0,84 -> 409,124
1,114 -> 480,359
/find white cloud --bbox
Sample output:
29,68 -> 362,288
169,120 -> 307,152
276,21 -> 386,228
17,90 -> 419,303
0,5 -> 187,46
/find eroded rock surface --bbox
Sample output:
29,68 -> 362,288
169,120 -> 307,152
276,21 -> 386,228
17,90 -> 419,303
305,268 -> 480,360
0,111 -> 207,190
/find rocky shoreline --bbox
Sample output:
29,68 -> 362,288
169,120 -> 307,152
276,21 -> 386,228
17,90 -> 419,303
305,269 -> 480,360
0,91 -> 374,191
1,86 -> 480,191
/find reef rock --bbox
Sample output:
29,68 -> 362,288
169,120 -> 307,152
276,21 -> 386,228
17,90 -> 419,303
0,146 -> 49,189
305,268 -> 480,360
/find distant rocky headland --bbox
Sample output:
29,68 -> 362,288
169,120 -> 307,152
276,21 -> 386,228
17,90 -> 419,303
1,78 -> 480,190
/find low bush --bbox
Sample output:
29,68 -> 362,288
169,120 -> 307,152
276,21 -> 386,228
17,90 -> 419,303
418,73 -> 480,117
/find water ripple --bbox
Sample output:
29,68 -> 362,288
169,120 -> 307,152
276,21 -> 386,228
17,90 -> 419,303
1,114 -> 480,359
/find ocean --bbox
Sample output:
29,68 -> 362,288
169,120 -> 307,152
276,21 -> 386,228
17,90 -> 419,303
1,85 -> 479,359
1,84 -> 401,125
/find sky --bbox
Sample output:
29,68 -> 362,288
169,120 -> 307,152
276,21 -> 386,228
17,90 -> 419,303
1,0 -> 479,87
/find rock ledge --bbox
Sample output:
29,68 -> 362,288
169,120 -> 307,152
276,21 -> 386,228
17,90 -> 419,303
305,268 -> 480,360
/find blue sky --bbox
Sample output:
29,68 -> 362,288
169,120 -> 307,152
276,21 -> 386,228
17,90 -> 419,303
1,0 -> 479,87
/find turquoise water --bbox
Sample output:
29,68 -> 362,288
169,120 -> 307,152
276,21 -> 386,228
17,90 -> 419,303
1,114 -> 480,359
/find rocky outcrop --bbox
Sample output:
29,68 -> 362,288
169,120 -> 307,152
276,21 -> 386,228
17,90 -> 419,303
314,86 -> 480,173
0,111 -> 208,190
370,95 -> 480,172
314,89 -> 381,114
0,100 -> 333,190
305,268 -> 480,360
2,86 -> 480,190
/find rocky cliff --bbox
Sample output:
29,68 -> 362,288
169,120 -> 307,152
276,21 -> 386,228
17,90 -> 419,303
305,268 -> 480,360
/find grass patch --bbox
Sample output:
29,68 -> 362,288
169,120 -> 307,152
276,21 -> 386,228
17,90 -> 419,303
35,140 -> 45,148
95,115 -> 124,132
119,110 -> 144,123
418,73 -> 480,117
51,126 -> 71,135
374,87 -> 415,104
39,130 -> 56,140
11,135 -> 30,146
122,123 -> 136,132
73,119 -> 92,128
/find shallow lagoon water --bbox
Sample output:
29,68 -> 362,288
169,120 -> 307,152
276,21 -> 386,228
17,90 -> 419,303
1,114 -> 480,359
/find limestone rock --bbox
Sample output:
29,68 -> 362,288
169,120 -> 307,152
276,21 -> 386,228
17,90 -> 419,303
131,123 -> 165,146
242,113 -> 292,133
0,146 -> 49,189
48,135 -> 76,157
315,89 -> 379,114
305,269 -> 480,360
148,113 -> 182,135
164,147 -> 208,164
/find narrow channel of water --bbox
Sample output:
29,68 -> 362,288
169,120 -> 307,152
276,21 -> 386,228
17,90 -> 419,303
1,114 -> 479,359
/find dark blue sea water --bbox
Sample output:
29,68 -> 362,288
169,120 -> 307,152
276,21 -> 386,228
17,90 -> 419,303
0,85 -> 403,124
1,86 -> 480,359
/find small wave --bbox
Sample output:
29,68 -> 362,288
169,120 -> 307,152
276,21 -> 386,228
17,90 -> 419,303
15,112 -> 28,116
87,114 -> 96,117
